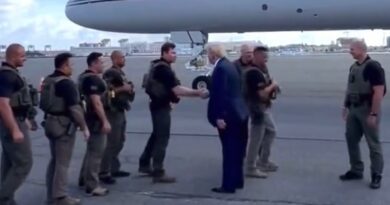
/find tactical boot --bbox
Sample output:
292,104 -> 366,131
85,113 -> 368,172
86,186 -> 109,196
153,174 -> 177,183
55,196 -> 81,205
245,168 -> 268,178
258,161 -> 278,172
112,170 -> 131,178
370,174 -> 382,189
138,166 -> 153,175
339,171 -> 363,181
99,173 -> 116,185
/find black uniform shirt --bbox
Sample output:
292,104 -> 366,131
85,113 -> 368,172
358,56 -> 386,89
0,62 -> 23,98
245,67 -> 266,101
153,63 -> 180,90
49,70 -> 79,107
150,58 -> 180,109
81,70 -> 106,96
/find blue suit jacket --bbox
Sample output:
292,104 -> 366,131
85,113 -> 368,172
207,57 -> 249,127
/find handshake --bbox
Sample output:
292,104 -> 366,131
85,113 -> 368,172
197,88 -> 210,99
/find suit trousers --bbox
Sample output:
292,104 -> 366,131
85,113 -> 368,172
217,118 -> 248,191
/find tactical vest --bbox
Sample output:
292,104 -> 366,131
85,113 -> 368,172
39,75 -> 74,114
346,59 -> 374,106
78,71 -> 109,113
144,60 -> 179,99
103,67 -> 134,111
0,65 -> 32,110
242,66 -> 271,103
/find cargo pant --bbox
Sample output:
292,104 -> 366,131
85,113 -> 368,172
45,117 -> 77,201
345,105 -> 383,175
139,105 -> 171,176
79,119 -> 107,190
246,110 -> 276,169
100,111 -> 126,175
0,117 -> 33,204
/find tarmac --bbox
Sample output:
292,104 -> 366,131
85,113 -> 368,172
2,53 -> 390,205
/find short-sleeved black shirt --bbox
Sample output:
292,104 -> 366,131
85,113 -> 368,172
149,59 -> 181,109
0,62 -> 24,98
80,70 -> 106,119
245,67 -> 266,101
80,70 -> 106,96
359,57 -> 386,90
48,70 -> 79,107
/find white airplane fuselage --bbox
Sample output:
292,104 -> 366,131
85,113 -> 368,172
66,0 -> 390,33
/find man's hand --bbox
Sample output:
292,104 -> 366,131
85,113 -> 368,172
82,128 -> 90,141
199,88 -> 209,99
102,121 -> 112,134
216,119 -> 226,130
367,115 -> 377,128
123,84 -> 133,92
12,129 -> 24,143
342,107 -> 348,121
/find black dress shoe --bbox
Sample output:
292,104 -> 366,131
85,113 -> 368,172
339,171 -> 363,181
112,170 -> 131,178
370,174 -> 382,189
211,187 -> 235,194
236,185 -> 244,190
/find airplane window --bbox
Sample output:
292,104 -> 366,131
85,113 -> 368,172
262,4 -> 268,11
297,8 -> 303,13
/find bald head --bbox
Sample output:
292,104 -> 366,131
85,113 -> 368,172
349,40 -> 368,62
111,50 -> 125,68
206,43 -> 226,65
5,44 -> 26,68
240,44 -> 254,65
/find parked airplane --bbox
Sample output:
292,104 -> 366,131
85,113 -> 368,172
65,0 -> 390,89
66,0 -> 390,38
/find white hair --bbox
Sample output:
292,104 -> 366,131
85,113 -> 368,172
206,43 -> 226,58
350,39 -> 367,52
240,44 -> 254,54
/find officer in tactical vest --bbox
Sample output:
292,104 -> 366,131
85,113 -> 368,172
243,46 -> 280,179
40,53 -> 90,205
139,42 -> 209,183
78,52 -> 111,196
340,40 -> 386,189
0,44 -> 33,205
100,50 -> 134,184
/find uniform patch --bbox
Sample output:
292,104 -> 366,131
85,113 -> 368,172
90,85 -> 98,91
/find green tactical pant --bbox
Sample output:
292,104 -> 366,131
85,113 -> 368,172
345,105 -> 384,175
0,118 -> 33,204
246,110 -> 276,169
139,105 -> 171,176
45,125 -> 77,200
79,129 -> 107,190
101,111 -> 126,175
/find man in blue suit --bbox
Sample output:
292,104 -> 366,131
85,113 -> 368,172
206,43 -> 249,194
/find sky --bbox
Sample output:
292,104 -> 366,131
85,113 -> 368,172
1,0 -> 390,50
